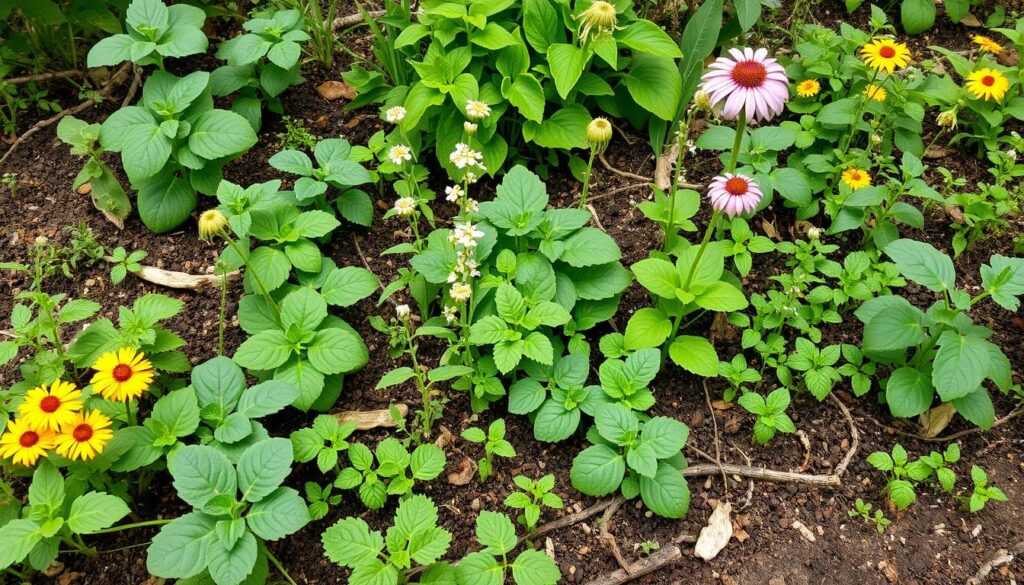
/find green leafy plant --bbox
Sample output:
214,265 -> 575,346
456,510 -> 561,585
964,465 -> 1008,513
508,352 -> 606,442
718,353 -> 761,402
107,247 -> 147,285
322,494 -> 454,585
146,439 -> 309,585
788,337 -> 842,400
99,70 -> 257,232
848,498 -> 891,534
866,444 -> 922,511
462,418 -> 516,482
303,482 -> 342,521
737,387 -> 796,445
906,443 -> 960,493
468,283 -> 572,375
571,404 -> 690,519
87,0 -> 208,69
56,116 -> 131,224
855,239 -> 1023,428
268,138 -> 375,226
290,414 -> 357,473
504,474 -> 563,533
333,438 -> 446,510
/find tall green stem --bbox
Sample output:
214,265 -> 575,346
89,518 -> 171,534
579,148 -> 597,208
263,544 -> 299,585
727,111 -> 747,174
223,236 -> 280,318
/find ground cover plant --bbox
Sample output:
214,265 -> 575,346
0,0 -> 1023,583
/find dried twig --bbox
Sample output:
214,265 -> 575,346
599,498 -> 630,574
6,69 -> 83,85
122,65 -> 142,108
0,62 -> 132,169
331,9 -> 386,30
104,256 -> 240,290
598,154 -> 652,182
968,540 -> 1024,585
829,393 -> 859,478
581,545 -> 683,585
351,234 -> 393,306
864,405 -> 1024,444
682,463 -> 842,486
796,430 -> 812,473
586,182 -> 651,203
702,380 -> 729,498
334,404 -> 407,430
522,498 -> 622,546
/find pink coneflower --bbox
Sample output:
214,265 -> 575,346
700,48 -> 789,122
708,174 -> 763,217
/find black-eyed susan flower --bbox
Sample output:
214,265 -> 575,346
972,35 -> 1002,54
842,168 -> 872,190
198,209 -> 228,242
91,347 -> 155,403
965,68 -> 1009,102
796,79 -> 821,98
54,410 -> 113,461
860,39 -> 911,73
0,418 -> 55,466
864,84 -> 887,102
19,380 -> 83,432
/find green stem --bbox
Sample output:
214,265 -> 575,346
125,400 -> 136,426
89,518 -> 171,534
263,544 -> 299,585
61,534 -> 96,557
579,148 -> 597,208
837,68 -> 881,159
4,567 -> 29,580
217,264 -> 227,356
223,236 -> 280,318
683,209 -> 722,292
727,111 -> 747,174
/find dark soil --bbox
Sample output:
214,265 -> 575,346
1,0 -> 1023,584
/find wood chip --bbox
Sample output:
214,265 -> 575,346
317,80 -> 356,101
791,520 -> 816,542
878,560 -> 900,583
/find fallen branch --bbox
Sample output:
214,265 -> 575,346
0,62 -> 132,169
865,405 -> 1024,444
968,540 -> 1024,585
105,256 -> 240,291
581,544 -> 683,585
598,153 -> 652,182
682,463 -> 842,486
829,392 -> 859,478
335,404 -> 407,430
6,69 -> 83,85
122,65 -> 142,108
599,498 -> 630,574
331,9 -> 386,30
522,498 -> 621,546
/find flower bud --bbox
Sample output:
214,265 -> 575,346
464,121 -> 478,134
396,304 -> 410,319
198,209 -> 228,242
575,1 -> 617,44
586,117 -> 613,153
936,109 -> 958,130
693,90 -> 712,112
807,226 -> 822,240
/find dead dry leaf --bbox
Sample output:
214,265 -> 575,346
760,218 -> 781,240
959,12 -> 982,27
694,501 -> 733,561
878,560 -> 900,583
334,404 -> 406,430
317,80 -> 356,101
919,403 -> 957,438
447,458 -> 476,486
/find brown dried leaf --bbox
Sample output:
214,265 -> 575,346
997,50 -> 1019,68
878,560 -> 900,583
694,501 -> 732,561
919,403 -> 956,438
447,457 -> 476,486
317,80 -> 356,101
959,12 -> 982,27
76,182 -> 91,195
925,146 -> 952,159
335,404 -> 407,430
760,218 -> 781,240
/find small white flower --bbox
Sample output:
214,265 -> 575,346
453,222 -> 484,247
807,226 -> 822,240
450,282 -> 473,302
388,145 -> 413,165
464,121 -> 478,134
34,236 -> 48,246
385,106 -> 406,123
393,196 -> 416,217
396,304 -> 410,319
465,100 -> 491,120
449,143 -> 484,169
442,305 -> 458,324
1008,149 -> 1018,161
465,172 -> 479,185
445,185 -> 464,202
465,198 -> 479,213
447,271 -> 459,284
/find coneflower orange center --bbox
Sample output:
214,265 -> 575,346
731,61 -> 767,88
19,431 -> 39,448
982,75 -> 995,86
879,45 -> 896,59
849,171 -> 861,180
73,424 -> 93,442
112,363 -> 133,382
724,177 -> 749,195
39,395 -> 61,413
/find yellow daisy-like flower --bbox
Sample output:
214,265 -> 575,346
198,209 -> 228,242
965,68 -> 1009,102
0,418 -> 55,467
842,168 -> 872,190
19,380 -> 83,432
796,79 -> 821,98
54,410 -> 113,461
859,39 -> 912,73
972,35 -> 1002,54
91,347 -> 155,403
864,84 -> 887,102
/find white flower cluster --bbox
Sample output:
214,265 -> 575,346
465,100 -> 491,120
388,145 -> 412,165
393,196 -> 416,217
444,220 -> 484,317
445,184 -> 478,213
385,106 -> 406,123
449,143 -> 485,170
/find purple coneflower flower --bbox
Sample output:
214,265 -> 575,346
708,174 -> 763,217
700,48 -> 789,122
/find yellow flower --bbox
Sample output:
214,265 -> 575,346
965,68 -> 1009,102
860,39 -> 912,73
198,209 -> 228,241
575,1 -> 618,44
586,118 -> 613,152
54,410 -> 113,461
91,347 -> 155,403
864,84 -> 887,102
0,418 -> 55,467
842,168 -> 872,190
19,380 -> 83,432
972,35 -> 1002,54
796,79 -> 821,98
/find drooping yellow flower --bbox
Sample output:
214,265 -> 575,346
198,209 -> 228,242
796,79 -> 821,98
54,410 -> 113,461
860,39 -> 912,73
972,35 -> 1003,54
0,418 -> 55,467
586,118 -> 613,152
842,168 -> 872,190
19,380 -> 83,432
965,68 -> 1009,102
575,1 -> 618,44
864,84 -> 887,102
91,347 -> 155,403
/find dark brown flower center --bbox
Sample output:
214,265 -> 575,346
112,364 -> 133,382
982,75 -> 995,86
725,177 -> 749,196
879,46 -> 896,59
39,395 -> 61,413
72,424 -> 93,442
731,61 -> 767,88
19,431 -> 39,448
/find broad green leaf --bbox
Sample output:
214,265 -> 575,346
68,492 -> 131,534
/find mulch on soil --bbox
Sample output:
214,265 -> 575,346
1,0 -> 1022,583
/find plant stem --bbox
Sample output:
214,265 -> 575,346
4,567 -> 29,580
263,544 -> 299,585
727,111 -> 747,174
125,400 -> 136,426
837,68 -> 881,160
579,148 -> 597,208
217,263 -> 227,356
89,518 -> 172,534
223,235 -> 280,318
